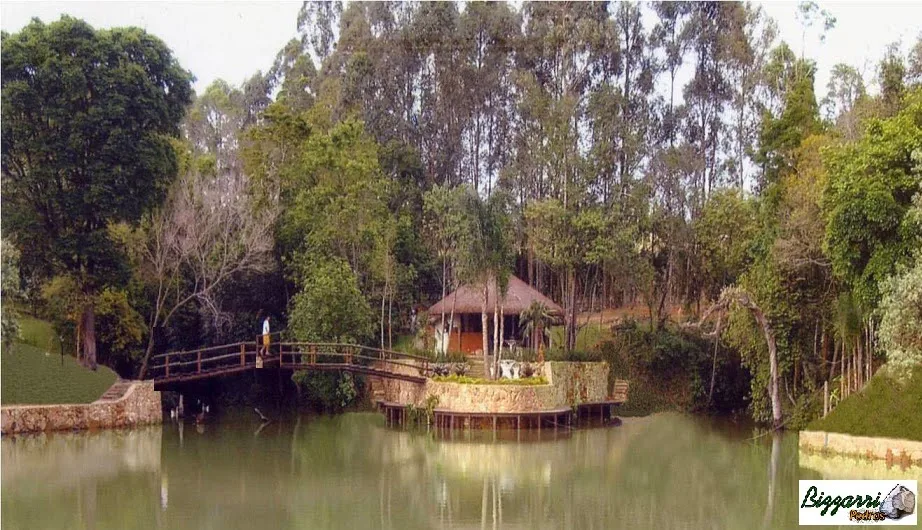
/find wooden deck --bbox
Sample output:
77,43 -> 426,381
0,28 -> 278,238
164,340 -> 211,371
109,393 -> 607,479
149,337 -> 432,388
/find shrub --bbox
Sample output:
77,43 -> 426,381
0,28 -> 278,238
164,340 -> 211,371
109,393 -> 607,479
522,362 -> 535,378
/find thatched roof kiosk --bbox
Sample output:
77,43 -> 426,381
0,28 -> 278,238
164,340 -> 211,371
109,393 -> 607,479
427,275 -> 563,355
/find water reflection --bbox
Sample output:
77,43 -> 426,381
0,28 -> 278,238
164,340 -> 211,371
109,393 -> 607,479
2,413 -> 918,529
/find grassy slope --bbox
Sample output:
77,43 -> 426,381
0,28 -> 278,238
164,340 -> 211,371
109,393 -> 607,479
2,317 -> 118,405
808,366 -> 922,441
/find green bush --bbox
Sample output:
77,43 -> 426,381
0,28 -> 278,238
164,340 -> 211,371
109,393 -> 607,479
291,370 -> 361,412
808,365 -> 922,441
601,320 -> 751,416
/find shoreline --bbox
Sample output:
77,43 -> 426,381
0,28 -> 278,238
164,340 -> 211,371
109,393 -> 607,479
799,430 -> 922,469
1,380 -> 162,435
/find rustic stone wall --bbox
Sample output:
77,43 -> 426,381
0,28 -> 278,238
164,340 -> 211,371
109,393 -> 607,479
800,430 -> 922,466
374,361 -> 610,413
1,381 -> 162,435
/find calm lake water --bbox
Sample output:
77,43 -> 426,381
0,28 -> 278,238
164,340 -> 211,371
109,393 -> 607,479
3,412 -> 919,530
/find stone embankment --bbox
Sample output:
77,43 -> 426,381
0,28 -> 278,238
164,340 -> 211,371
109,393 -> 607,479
800,430 -> 922,468
371,361 -> 613,413
1,380 -> 162,435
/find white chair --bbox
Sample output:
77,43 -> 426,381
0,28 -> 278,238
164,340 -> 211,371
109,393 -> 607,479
499,359 -> 516,379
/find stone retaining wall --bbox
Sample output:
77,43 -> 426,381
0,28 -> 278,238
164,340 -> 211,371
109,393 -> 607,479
1,381 -> 162,435
800,430 -> 922,466
375,361 -> 610,413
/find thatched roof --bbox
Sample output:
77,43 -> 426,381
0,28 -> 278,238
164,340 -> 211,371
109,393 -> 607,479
427,275 -> 564,317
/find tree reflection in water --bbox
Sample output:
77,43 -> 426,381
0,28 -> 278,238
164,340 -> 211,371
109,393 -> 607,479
2,412 -> 916,529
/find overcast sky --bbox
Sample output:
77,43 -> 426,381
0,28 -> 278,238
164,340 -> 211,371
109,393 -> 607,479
2,1 -> 921,98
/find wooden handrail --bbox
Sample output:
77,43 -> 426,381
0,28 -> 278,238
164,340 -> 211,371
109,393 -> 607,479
150,341 -> 251,360
150,340 -> 434,383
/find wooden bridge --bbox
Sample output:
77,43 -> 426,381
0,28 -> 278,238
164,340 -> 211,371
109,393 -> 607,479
148,334 -> 431,389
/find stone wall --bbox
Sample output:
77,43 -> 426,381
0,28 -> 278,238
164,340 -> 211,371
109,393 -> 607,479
800,430 -> 922,466
1,381 -> 162,435
375,361 -> 611,413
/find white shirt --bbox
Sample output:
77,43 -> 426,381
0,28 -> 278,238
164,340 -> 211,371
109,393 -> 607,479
262,319 -> 270,336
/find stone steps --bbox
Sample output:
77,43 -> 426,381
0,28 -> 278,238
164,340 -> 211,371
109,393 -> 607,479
95,380 -> 133,403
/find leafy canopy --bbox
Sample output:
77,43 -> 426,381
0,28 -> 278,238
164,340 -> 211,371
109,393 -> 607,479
1,16 -> 193,288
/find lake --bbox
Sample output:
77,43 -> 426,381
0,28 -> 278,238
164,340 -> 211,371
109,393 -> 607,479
2,412 -> 919,529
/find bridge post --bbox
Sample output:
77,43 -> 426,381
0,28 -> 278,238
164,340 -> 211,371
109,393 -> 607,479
240,344 -> 246,366
165,354 -> 170,377
197,350 -> 202,374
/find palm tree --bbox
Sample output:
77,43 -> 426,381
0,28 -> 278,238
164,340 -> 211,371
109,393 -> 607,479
520,301 -> 553,362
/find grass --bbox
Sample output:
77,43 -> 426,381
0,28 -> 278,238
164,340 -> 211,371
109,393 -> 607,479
17,316 -> 63,352
431,374 -> 549,386
808,366 -> 922,441
2,316 -> 118,405
548,324 -> 613,352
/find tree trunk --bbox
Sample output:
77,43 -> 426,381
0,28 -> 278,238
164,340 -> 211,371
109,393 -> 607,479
708,313 -> 722,405
447,286 -> 458,357
566,267 -> 577,352
81,303 -> 97,371
749,305 -> 781,430
139,333 -> 156,380
499,304 -> 505,359
537,322 -> 545,363
380,280 -> 387,350
493,290 -> 500,375
482,283 -> 489,376
440,258 -> 447,341
388,287 -> 393,350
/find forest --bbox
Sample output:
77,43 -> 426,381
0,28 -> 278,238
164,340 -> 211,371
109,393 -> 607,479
2,2 -> 921,425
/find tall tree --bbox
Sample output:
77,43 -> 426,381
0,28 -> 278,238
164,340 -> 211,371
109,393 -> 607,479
1,17 -> 193,369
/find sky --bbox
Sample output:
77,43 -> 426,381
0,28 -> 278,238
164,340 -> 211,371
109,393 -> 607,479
2,1 -> 921,97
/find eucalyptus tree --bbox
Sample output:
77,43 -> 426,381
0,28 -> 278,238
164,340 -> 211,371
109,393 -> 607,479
1,17 -> 193,369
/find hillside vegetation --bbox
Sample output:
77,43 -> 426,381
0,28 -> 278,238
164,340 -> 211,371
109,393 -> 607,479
808,366 -> 922,441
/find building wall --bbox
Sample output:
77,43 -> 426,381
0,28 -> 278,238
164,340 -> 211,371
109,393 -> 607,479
1,381 -> 162,435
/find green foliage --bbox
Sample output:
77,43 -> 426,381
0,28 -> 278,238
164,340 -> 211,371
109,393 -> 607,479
809,365 -> 922,441
757,60 -> 821,186
94,288 -> 145,375
431,374 -> 548,386
695,189 -> 758,298
823,90 -> 922,308
291,371 -> 359,412
877,232 -> 922,379
519,301 -> 554,349
1,342 -> 117,405
605,322 -> 751,416
288,259 -> 374,344
1,17 -> 193,290
1,239 -> 22,348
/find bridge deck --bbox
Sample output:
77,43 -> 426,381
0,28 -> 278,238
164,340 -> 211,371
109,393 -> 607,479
149,338 -> 430,388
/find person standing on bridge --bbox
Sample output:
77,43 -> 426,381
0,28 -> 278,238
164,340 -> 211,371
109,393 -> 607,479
260,316 -> 271,358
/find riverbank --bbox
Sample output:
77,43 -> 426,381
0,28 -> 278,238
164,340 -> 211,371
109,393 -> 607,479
799,430 -> 922,469
1,380 -> 162,435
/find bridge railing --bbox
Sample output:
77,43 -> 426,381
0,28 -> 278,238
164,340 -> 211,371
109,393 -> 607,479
149,338 -> 432,382
277,343 -> 431,378
148,341 -> 260,381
